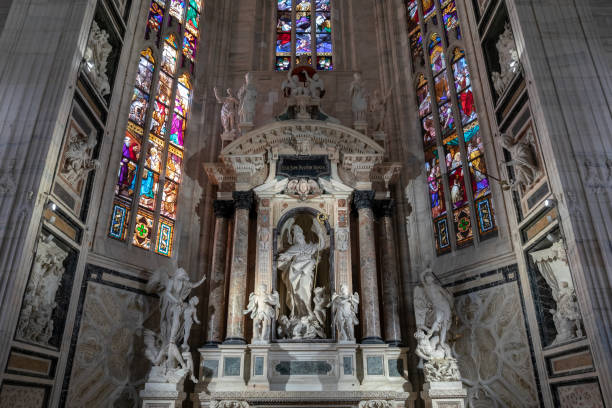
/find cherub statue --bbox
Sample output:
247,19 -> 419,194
305,71 -> 325,98
368,88 -> 392,132
244,284 -> 280,341
281,72 -> 300,97
414,329 -> 446,361
214,87 -> 240,138
330,284 -> 359,341
182,296 -> 200,351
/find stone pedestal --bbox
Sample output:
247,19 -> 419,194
198,344 -> 248,393
420,381 -> 467,408
359,344 -> 410,392
247,343 -> 271,390
140,381 -> 187,408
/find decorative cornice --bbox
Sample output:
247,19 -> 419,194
353,190 -> 376,210
213,200 -> 235,219
233,191 -> 254,210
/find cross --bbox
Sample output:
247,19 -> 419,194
458,218 -> 469,231
137,224 -> 148,237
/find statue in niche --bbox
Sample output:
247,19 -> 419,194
214,87 -> 240,140
244,284 -> 280,341
492,22 -> 521,96
144,267 -> 205,384
277,216 -> 330,339
237,72 -> 257,125
60,125 -> 100,190
349,72 -> 368,123
413,268 -> 461,382
368,88 -> 392,132
330,284 -> 359,341
17,233 -> 69,345
500,130 -> 540,191
84,21 -> 112,97
530,239 -> 582,345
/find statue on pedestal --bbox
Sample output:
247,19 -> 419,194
368,88 -> 392,132
349,72 -> 368,123
330,284 -> 359,341
244,284 -> 280,341
500,130 -> 540,192
237,72 -> 257,125
144,267 -> 205,384
413,268 -> 461,382
214,87 -> 240,140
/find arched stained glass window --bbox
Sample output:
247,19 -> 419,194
406,0 -> 496,254
109,0 -> 202,257
275,0 -> 333,71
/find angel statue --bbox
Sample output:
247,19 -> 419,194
277,216 -> 330,339
143,267 -> 205,384
330,284 -> 359,341
413,268 -> 461,382
244,284 -> 280,341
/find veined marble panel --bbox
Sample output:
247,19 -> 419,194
453,281 -> 538,407
556,381 -> 604,408
64,281 -> 158,407
0,384 -> 46,408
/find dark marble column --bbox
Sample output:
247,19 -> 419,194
375,199 -> 402,345
224,191 -> 253,344
353,190 -> 383,344
204,200 -> 234,346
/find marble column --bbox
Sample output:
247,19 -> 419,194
375,199 -> 402,345
224,191 -> 253,344
353,190 -> 383,343
204,200 -> 234,346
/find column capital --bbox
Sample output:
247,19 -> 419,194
233,190 -> 254,210
213,200 -> 235,219
353,190 -> 375,210
374,199 -> 395,218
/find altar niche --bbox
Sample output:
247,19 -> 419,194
273,207 -> 335,342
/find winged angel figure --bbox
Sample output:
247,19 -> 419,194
143,267 -> 205,383
244,284 -> 280,341
277,216 -> 330,339
330,284 -> 359,341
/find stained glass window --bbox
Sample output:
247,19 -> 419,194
407,0 -> 497,253
275,0 -> 333,71
108,0 -> 201,257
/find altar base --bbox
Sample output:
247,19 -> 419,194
420,381 -> 467,408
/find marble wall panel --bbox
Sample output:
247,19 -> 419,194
555,381 -> 604,408
454,281 -> 539,408
64,280 -> 158,407
0,383 -> 47,408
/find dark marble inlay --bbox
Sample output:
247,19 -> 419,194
274,360 -> 333,376
388,358 -> 403,377
224,357 -> 241,376
202,359 -> 219,378
366,356 -> 384,375
343,356 -> 353,375
254,356 -> 264,376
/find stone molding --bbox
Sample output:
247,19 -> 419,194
353,190 -> 376,210
214,200 -> 235,219
198,391 -> 413,403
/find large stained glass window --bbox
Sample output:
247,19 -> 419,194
407,0 -> 496,254
109,0 -> 201,257
275,0 -> 333,71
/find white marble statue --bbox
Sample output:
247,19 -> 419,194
214,87 -> 240,139
17,234 -> 69,345
414,268 -> 461,382
500,130 -> 540,191
144,267 -> 205,383
84,21 -> 112,96
277,217 -> 330,339
313,287 -> 330,327
349,72 -> 368,122
530,239 -> 582,345
60,126 -> 100,188
182,296 -> 200,350
368,88 -> 392,132
305,71 -> 325,98
244,284 -> 280,341
331,284 -> 359,341
281,72 -> 301,97
237,72 -> 257,124
492,22 -> 521,96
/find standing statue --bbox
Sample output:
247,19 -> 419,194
277,217 -> 330,339
500,130 -> 540,191
214,87 -> 240,139
313,287 -> 330,327
330,284 -> 359,341
144,267 -> 205,384
368,88 -> 392,132
349,73 -> 368,122
237,72 -> 257,124
281,72 -> 301,97
305,71 -> 325,98
492,23 -> 521,96
413,268 -> 461,382
182,296 -> 201,350
244,284 -> 280,341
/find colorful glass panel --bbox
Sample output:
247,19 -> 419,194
139,169 -> 159,210
146,1 -> 164,34
133,210 -> 154,249
317,56 -> 332,70
297,55 -> 312,65
162,37 -> 178,74
434,73 -> 450,104
449,167 -> 467,209
429,34 -> 446,74
276,33 -> 292,54
188,0 -> 201,13
443,0 -> 459,33
429,177 -> 446,218
155,218 -> 174,256
422,114 -> 436,146
186,5 -> 199,35
129,88 -> 149,126
136,55 -> 154,92
150,101 -> 168,136
276,56 -> 291,70
438,102 -> 454,135
166,146 -> 183,183
170,113 -> 185,148
296,0 -> 311,11
423,0 -> 435,20
435,217 -> 451,253
470,155 -> 490,199
278,0 -> 292,10
145,135 -> 164,173
161,180 -> 179,219
443,134 -> 462,172
316,34 -> 332,54
452,56 -> 470,92
109,200 -> 130,240
476,197 -> 495,234
458,87 -> 477,124
316,0 -> 330,11
122,130 -> 141,162
410,30 -> 424,67
278,12 -> 292,32
296,12 -> 311,32
417,84 -> 431,118
156,72 -> 174,105
407,0 -> 419,32
116,159 -> 138,199
175,79 -> 191,117
169,0 -> 185,22
464,121 -> 482,155
296,33 -> 311,54
453,205 -> 473,246
424,146 -> 441,178
183,31 -> 197,61
316,12 -> 331,32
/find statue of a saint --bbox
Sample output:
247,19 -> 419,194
237,72 -> 257,124
349,72 -> 368,122
214,87 -> 240,138
368,88 -> 392,132
330,284 -> 359,341
244,284 -> 280,341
